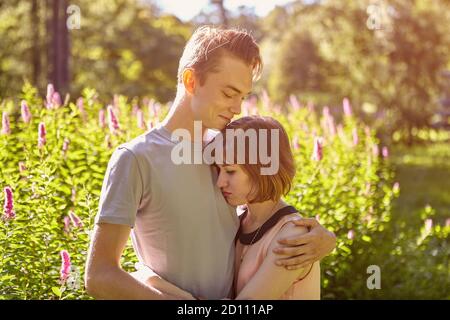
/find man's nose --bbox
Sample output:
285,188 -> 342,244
230,100 -> 242,115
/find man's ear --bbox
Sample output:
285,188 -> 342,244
182,68 -> 196,94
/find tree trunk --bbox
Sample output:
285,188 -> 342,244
211,0 -> 228,27
60,0 -> 69,94
31,0 -> 41,87
47,0 -> 70,93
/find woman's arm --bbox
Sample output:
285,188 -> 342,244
235,223 -> 313,300
273,217 -> 336,269
131,265 -> 196,300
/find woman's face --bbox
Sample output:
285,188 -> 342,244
215,164 -> 255,206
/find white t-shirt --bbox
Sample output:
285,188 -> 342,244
95,126 -> 239,299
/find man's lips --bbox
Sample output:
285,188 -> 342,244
219,115 -> 231,122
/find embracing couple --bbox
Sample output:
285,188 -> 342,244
84,26 -> 336,300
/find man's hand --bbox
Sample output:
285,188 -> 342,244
131,266 -> 196,300
272,217 -> 336,270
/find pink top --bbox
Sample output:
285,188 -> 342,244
234,213 -> 321,299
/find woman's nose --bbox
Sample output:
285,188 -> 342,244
216,171 -> 227,189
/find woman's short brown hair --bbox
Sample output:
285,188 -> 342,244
212,116 -> 296,203
177,25 -> 263,85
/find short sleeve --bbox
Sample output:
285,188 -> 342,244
95,146 -> 144,228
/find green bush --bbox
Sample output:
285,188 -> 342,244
0,84 -> 447,299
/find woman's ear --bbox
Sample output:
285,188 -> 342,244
182,68 -> 196,94
246,183 -> 259,203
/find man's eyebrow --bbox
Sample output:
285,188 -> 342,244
225,85 -> 251,96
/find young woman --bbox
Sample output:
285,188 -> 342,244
214,115 -> 320,299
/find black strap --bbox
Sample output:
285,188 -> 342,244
236,205 -> 298,245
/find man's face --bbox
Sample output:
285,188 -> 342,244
190,54 -> 253,130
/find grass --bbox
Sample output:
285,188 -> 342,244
391,141 -> 450,225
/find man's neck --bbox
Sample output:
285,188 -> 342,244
160,95 -> 208,143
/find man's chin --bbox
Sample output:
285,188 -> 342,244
210,122 -> 226,131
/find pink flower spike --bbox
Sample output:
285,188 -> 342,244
62,138 -> 70,152
336,124 -> 344,138
69,209 -> 83,228
307,100 -> 315,113
52,92 -> 62,108
46,84 -> 55,109
424,219 -> 433,233
136,109 -> 145,129
352,128 -> 359,146
1,112 -> 11,135
107,105 -> 120,134
19,161 -> 27,173
76,97 -> 84,110
132,104 -> 139,116
59,250 -> 71,283
71,188 -> 76,203
242,100 -> 251,116
322,106 -> 330,119
393,182 -> 400,193
21,100 -> 32,124
98,109 -> 106,128
327,115 -> 336,137
382,146 -> 389,158
312,137 -> 323,161
38,122 -> 46,148
63,216 -> 71,233
3,186 -> 15,220
113,94 -> 120,108
104,134 -> 112,149
445,218 -> 450,228
292,136 -> 300,150
77,97 -> 87,120
261,89 -> 271,109
147,99 -> 155,117
347,230 -> 355,240
343,98 -> 352,116
146,120 -> 154,131
373,144 -> 380,157
289,94 -> 301,111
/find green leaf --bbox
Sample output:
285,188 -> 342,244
51,287 -> 62,298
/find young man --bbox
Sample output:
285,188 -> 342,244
84,26 -> 336,300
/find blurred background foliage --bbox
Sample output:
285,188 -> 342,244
1,0 -> 450,143
0,0 -> 449,299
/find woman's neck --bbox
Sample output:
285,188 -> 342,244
243,199 -> 286,233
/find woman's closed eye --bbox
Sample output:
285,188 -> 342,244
216,165 -> 235,175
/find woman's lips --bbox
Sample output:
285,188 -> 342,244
222,191 -> 232,198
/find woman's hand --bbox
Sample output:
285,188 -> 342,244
272,217 -> 336,269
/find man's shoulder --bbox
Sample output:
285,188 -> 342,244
118,128 -> 166,157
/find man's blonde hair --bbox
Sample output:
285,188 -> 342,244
177,26 -> 263,85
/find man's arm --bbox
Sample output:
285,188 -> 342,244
85,223 -> 192,299
272,217 -> 336,269
131,265 -> 196,299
